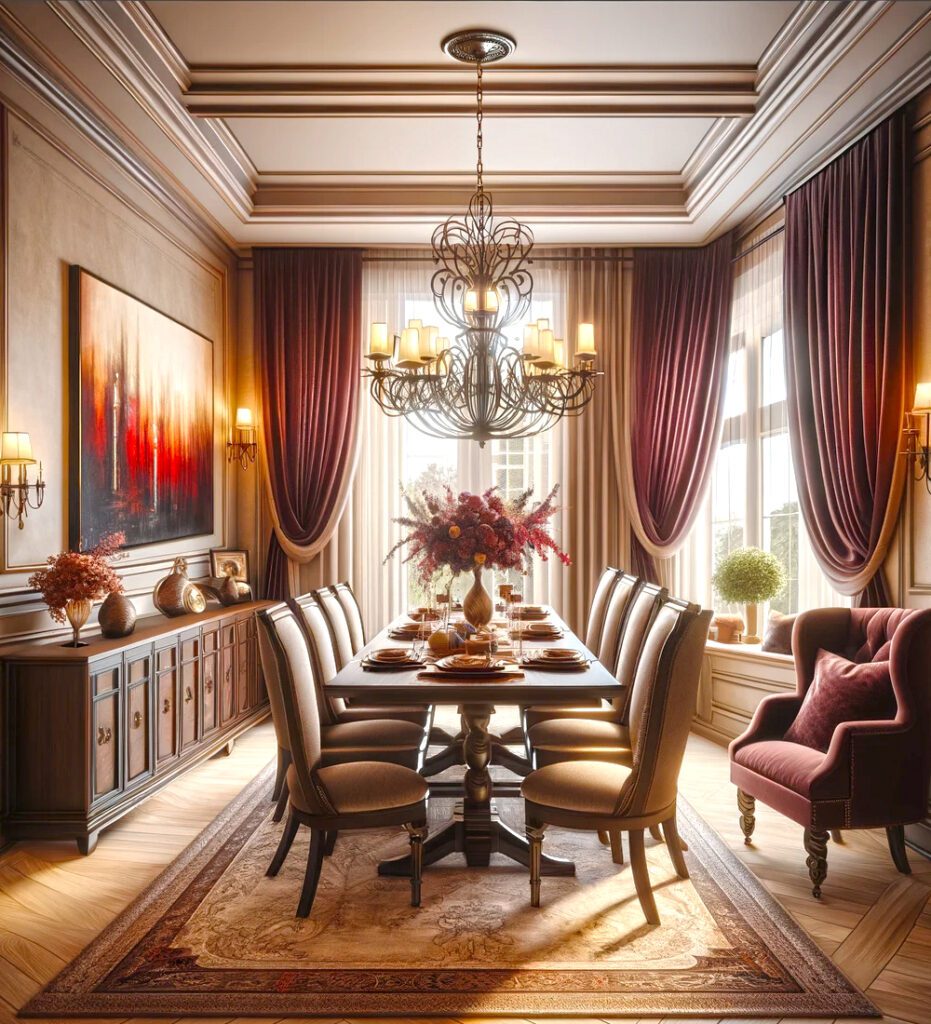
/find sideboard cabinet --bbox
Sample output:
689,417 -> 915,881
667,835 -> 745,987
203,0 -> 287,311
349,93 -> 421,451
1,601 -> 271,853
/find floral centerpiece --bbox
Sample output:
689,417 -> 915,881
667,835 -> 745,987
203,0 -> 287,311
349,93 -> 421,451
386,485 -> 569,629
29,533 -> 126,646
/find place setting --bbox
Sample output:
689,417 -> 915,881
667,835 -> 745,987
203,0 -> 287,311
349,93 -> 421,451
520,647 -> 591,672
360,646 -> 426,672
418,651 -> 524,681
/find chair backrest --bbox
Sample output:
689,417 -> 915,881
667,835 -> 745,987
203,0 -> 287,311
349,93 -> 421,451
333,581 -> 366,654
314,586 -> 355,669
597,573 -> 641,667
292,592 -> 344,722
615,600 -> 712,820
615,581 -> 667,705
256,611 -> 291,753
258,604 -> 335,816
584,567 -> 622,651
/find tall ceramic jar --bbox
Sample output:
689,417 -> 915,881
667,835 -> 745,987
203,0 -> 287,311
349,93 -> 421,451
462,566 -> 493,631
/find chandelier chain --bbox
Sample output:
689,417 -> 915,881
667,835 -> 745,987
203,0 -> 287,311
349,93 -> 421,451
476,62 -> 483,194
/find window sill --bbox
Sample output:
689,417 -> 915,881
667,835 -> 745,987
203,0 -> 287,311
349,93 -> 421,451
704,638 -> 794,665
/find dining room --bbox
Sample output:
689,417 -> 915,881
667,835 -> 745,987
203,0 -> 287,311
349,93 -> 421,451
1,2 -> 931,1023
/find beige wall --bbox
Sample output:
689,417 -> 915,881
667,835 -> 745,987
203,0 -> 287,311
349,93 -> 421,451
885,86 -> 931,609
0,70 -> 257,645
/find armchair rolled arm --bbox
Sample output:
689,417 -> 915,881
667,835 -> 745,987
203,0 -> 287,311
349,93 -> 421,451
729,692 -> 804,759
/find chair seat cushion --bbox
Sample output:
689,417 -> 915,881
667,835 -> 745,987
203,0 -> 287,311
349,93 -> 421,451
336,705 -> 431,727
521,760 -> 630,815
732,740 -> 827,796
288,763 -> 427,815
523,702 -> 615,731
784,649 -> 895,752
321,718 -> 425,751
529,717 -> 630,752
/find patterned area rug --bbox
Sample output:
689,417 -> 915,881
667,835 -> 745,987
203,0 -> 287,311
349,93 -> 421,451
22,762 -> 877,1018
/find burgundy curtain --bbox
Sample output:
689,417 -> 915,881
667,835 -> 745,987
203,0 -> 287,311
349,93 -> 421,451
784,112 -> 909,605
626,233 -> 734,583
255,248 -> 363,600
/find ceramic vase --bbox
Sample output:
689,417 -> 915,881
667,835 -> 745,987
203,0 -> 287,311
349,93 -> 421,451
743,602 -> 761,644
99,591 -> 137,638
462,567 -> 493,631
64,597 -> 92,647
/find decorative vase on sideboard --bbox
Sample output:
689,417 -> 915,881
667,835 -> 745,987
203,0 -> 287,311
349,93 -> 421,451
98,591 -> 137,638
64,598 -> 92,647
462,567 -> 493,631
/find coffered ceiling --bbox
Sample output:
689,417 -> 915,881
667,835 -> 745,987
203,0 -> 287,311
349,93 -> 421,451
1,0 -> 930,251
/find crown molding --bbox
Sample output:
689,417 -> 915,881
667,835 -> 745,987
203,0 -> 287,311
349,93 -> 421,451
47,0 -> 254,218
121,0 -> 188,90
684,0 -> 896,218
0,22 -> 234,258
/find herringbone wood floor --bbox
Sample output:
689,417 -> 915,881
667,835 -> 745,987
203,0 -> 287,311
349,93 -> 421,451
1,713 -> 928,1024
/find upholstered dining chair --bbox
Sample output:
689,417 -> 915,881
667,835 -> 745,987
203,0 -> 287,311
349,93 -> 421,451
314,586 -> 356,669
522,581 -> 666,740
521,601 -> 711,924
293,592 -> 433,730
584,567 -> 622,652
257,601 -> 428,825
332,581 -> 366,654
258,604 -> 429,918
730,606 -> 931,898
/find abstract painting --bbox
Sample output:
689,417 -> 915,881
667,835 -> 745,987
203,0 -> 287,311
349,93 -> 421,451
69,267 -> 214,549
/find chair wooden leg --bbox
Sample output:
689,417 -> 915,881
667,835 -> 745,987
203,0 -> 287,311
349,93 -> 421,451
803,827 -> 829,898
272,775 -> 290,823
266,811 -> 299,877
597,830 -> 610,846
297,829 -> 326,918
272,746 -> 289,802
609,830 -> 624,865
737,789 -> 756,845
649,824 -> 664,843
527,822 -> 546,907
324,830 -> 338,856
629,829 -> 659,925
663,816 -> 689,879
830,829 -> 844,844
887,825 -> 911,874
406,824 -> 427,907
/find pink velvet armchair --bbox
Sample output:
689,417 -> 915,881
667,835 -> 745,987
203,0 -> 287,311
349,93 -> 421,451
730,607 -> 931,897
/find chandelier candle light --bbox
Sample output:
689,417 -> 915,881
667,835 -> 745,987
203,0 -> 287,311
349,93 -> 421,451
364,30 -> 601,445
0,431 -> 45,529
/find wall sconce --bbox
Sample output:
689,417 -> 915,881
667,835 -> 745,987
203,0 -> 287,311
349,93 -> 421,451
902,382 -> 931,494
227,407 -> 257,470
0,432 -> 45,528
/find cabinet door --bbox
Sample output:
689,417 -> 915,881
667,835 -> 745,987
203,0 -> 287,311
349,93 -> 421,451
125,650 -> 153,786
155,642 -> 179,765
202,626 -> 219,735
219,621 -> 237,725
236,619 -> 251,715
90,657 -> 122,805
180,632 -> 200,752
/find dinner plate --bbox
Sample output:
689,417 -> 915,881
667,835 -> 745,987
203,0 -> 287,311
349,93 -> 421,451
436,654 -> 507,674
362,657 -> 425,672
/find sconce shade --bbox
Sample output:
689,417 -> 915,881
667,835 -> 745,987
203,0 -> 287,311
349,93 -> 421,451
912,382 -> 931,413
1,432 -> 35,465
234,407 -> 254,430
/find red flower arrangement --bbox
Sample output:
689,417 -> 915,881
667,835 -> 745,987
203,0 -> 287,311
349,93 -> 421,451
386,485 -> 570,583
29,532 -> 126,624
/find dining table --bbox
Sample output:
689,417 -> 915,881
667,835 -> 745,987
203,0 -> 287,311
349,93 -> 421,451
326,606 -> 623,878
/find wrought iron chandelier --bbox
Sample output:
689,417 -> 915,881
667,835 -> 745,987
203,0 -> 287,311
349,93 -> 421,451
364,30 -> 600,445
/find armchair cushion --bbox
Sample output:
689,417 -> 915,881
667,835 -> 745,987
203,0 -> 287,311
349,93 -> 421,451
732,740 -> 829,797
784,649 -> 895,752
761,612 -> 795,655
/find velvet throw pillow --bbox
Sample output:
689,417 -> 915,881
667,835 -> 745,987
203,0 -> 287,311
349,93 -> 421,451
784,649 -> 896,752
761,612 -> 795,655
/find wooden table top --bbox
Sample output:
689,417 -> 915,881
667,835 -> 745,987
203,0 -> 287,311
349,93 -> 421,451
327,608 -> 623,706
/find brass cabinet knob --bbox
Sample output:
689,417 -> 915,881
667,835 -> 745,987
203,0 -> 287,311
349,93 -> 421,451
205,677 -> 213,693
184,687 -> 194,704
132,711 -> 142,728
97,726 -> 112,745
162,698 -> 171,714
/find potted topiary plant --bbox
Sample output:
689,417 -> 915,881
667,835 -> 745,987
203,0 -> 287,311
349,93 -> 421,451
711,546 -> 787,645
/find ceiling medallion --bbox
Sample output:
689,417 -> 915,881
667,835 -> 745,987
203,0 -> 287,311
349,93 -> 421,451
364,30 -> 601,445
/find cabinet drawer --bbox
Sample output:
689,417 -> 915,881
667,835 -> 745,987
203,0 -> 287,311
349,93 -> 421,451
156,645 -> 177,672
127,653 -> 151,685
156,674 -> 177,763
93,664 -> 120,695
126,680 -> 152,783
203,627 -> 219,654
181,635 -> 200,662
93,693 -> 120,803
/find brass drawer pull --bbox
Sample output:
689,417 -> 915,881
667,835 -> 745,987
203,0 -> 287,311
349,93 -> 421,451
133,711 -> 142,728
162,698 -> 171,714
97,726 -> 112,745
205,677 -> 213,693
184,687 -> 194,704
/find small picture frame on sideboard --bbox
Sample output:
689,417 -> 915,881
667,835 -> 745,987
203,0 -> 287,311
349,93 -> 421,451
210,548 -> 250,583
